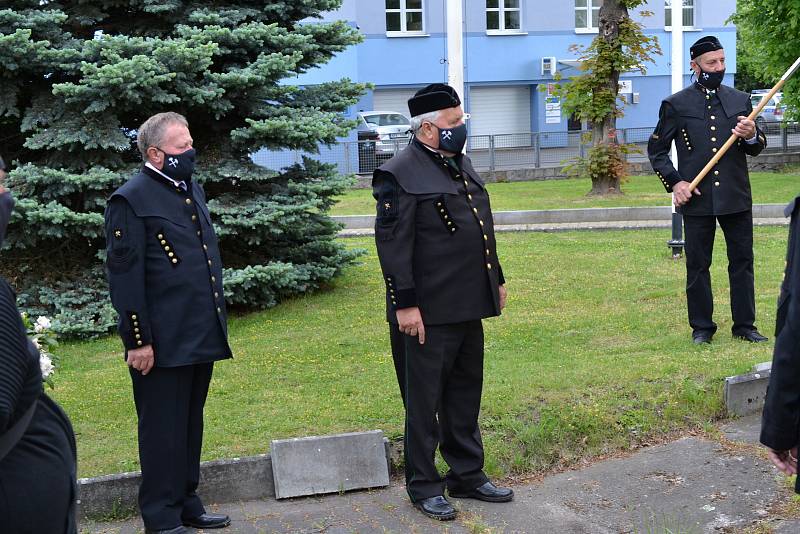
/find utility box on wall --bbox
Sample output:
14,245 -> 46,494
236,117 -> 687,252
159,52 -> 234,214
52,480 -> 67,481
541,56 -> 556,76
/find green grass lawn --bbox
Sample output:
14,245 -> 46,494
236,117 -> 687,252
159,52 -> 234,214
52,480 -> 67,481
331,171 -> 800,215
53,227 -> 787,479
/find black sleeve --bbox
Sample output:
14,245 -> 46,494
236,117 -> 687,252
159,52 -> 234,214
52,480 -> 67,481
761,218 -> 800,451
372,170 -> 417,310
104,197 -> 152,351
0,280 -> 32,432
743,97 -> 767,157
487,193 -> 505,285
761,326 -> 800,451
647,101 -> 683,192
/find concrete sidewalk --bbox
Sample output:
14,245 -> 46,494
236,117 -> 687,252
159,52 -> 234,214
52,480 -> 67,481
340,217 -> 790,237
83,416 -> 800,534
335,204 -> 791,237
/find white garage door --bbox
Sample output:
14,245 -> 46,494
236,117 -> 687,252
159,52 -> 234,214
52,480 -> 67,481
469,85 -> 532,148
372,88 -> 420,119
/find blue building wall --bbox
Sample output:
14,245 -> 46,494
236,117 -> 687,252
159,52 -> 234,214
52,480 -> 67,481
257,0 -> 738,172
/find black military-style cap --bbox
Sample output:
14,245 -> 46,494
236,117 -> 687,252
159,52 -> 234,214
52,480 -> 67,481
690,35 -> 723,60
408,83 -> 461,118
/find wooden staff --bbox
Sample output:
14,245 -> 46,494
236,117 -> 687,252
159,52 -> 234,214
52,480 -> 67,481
688,56 -> 800,192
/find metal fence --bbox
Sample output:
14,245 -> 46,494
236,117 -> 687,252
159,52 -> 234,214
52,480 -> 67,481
250,122 -> 800,176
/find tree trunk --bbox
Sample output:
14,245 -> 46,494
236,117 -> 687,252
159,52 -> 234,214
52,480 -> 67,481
588,0 -> 627,196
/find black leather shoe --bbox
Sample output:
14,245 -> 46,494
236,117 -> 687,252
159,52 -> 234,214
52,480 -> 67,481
734,330 -> 769,343
414,495 -> 457,521
449,481 -> 514,503
692,331 -> 713,344
145,527 -> 188,534
182,512 -> 231,529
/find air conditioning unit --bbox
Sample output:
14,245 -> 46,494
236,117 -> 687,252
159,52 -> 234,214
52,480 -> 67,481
541,57 -> 556,76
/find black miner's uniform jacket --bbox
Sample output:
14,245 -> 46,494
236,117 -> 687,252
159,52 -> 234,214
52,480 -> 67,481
648,83 -> 766,215
762,196 -> 800,463
372,139 -> 504,324
104,167 -> 232,367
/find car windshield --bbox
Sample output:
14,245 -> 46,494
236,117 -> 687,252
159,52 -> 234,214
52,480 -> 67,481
363,113 -> 410,126
752,96 -> 778,107
751,93 -> 781,108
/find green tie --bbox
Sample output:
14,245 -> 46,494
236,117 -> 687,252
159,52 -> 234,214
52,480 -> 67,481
444,157 -> 460,173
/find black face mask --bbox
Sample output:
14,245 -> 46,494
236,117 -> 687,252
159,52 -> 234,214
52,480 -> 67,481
697,68 -> 725,91
158,147 -> 196,182
431,122 -> 468,154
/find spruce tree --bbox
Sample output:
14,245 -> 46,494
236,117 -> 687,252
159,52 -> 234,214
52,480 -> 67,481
0,1 -> 365,336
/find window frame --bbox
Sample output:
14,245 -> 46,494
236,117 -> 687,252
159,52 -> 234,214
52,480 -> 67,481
574,0 -> 601,34
664,0 -> 696,30
385,0 -> 427,37
486,0 -> 525,35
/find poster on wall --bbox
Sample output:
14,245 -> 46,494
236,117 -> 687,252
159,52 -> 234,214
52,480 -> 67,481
545,95 -> 561,124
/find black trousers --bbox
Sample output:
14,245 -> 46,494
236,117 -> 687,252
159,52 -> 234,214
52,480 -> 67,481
130,362 -> 213,530
389,321 -> 489,502
683,210 -> 757,335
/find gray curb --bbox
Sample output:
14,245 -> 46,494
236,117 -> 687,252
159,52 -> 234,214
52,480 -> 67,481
77,455 -> 275,520
77,440 -> 399,521
333,203 -> 789,231
724,362 -> 773,417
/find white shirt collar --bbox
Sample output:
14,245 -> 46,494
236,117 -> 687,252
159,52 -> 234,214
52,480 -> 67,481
145,161 -> 187,190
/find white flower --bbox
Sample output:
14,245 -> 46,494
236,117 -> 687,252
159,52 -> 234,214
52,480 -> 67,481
32,338 -> 41,349
34,316 -> 51,333
40,353 -> 54,379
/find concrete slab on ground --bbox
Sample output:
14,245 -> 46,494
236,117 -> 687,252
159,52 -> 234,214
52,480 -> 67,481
270,430 -> 389,499
774,518 -> 800,532
721,414 -> 764,445
83,415 -> 796,534
725,369 -> 771,416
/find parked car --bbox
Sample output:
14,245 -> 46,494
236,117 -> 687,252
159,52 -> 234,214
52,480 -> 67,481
751,90 -> 786,133
356,118 -> 380,173
357,111 -> 412,158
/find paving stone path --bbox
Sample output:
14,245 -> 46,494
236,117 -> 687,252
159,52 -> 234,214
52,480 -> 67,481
83,415 -> 800,534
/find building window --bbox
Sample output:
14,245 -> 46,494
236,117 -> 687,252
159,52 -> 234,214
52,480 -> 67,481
386,0 -> 425,35
665,0 -> 695,28
575,0 -> 601,32
487,0 -> 522,33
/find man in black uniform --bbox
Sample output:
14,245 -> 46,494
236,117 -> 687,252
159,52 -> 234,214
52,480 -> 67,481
648,35 -> 768,344
761,195 -> 800,487
372,84 -> 513,521
105,112 -> 232,534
